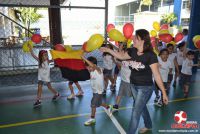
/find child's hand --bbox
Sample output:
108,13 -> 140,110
28,43 -> 33,51
99,47 -> 109,53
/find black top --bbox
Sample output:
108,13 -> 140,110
127,47 -> 158,86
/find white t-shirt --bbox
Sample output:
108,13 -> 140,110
120,61 -> 131,83
181,58 -> 193,75
168,53 -> 177,69
177,48 -> 190,65
38,61 -> 50,82
158,57 -> 172,82
103,54 -> 114,70
90,69 -> 104,94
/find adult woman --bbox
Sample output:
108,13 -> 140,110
100,29 -> 168,134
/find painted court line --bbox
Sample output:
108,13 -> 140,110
104,108 -> 126,134
0,96 -> 200,129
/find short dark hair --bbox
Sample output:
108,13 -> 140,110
159,48 -> 169,56
167,43 -> 174,48
177,41 -> 185,49
135,29 -> 152,52
187,50 -> 195,56
87,56 -> 97,65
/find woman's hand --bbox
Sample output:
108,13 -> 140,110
162,92 -> 169,105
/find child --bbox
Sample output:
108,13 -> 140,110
180,51 -> 200,98
82,56 -> 112,126
67,81 -> 84,99
112,43 -> 133,112
29,45 -> 60,107
102,43 -> 116,94
167,44 -> 179,87
154,49 -> 172,107
176,41 -> 188,87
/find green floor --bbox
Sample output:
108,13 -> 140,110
0,71 -> 200,134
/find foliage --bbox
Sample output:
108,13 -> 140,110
14,8 -> 43,37
161,13 -> 177,24
138,0 -> 152,12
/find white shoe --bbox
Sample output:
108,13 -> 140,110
67,94 -> 75,100
84,118 -> 96,126
139,127 -> 152,133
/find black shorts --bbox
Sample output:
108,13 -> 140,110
103,69 -> 113,77
114,65 -> 120,75
168,74 -> 173,83
180,73 -> 192,86
91,93 -> 103,108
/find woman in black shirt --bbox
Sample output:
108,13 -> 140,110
100,29 -> 168,134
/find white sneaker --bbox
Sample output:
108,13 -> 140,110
67,94 -> 75,100
84,118 -> 96,126
139,127 -> 152,133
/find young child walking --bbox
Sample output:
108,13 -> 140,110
167,44 -> 179,88
29,45 -> 60,107
67,81 -> 84,99
154,49 -> 172,107
102,44 -> 116,94
82,56 -> 112,126
180,50 -> 200,98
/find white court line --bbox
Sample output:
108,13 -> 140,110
104,108 -> 126,134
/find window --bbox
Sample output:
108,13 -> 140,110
182,0 -> 190,9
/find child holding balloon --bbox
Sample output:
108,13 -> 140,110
28,44 -> 60,107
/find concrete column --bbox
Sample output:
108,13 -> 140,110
173,0 -> 182,26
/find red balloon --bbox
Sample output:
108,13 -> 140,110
195,40 -> 200,49
159,34 -> 173,43
54,44 -> 65,51
151,37 -> 156,42
106,24 -> 115,33
160,24 -> 169,30
31,34 -> 42,44
174,33 -> 184,43
123,23 -> 134,39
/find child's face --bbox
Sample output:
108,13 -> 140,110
167,46 -> 174,54
179,46 -> 185,52
86,66 -> 95,72
188,55 -> 194,60
160,51 -> 169,62
42,53 -> 48,61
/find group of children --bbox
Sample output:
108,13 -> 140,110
154,40 -> 200,107
28,34 -> 199,127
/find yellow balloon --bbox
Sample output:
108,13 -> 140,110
153,48 -> 159,55
192,35 -> 200,43
64,45 -> 73,51
22,40 -> 33,52
87,34 -> 104,52
127,39 -> 132,48
158,30 -> 169,35
150,30 -> 157,37
153,21 -> 160,31
108,29 -> 126,42
168,41 -> 176,46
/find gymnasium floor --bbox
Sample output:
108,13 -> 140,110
0,71 -> 200,134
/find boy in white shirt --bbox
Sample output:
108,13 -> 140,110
82,56 -> 112,126
154,49 -> 172,107
180,51 -> 200,98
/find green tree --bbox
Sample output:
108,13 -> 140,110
161,13 -> 177,25
14,7 -> 43,37
138,0 -> 152,12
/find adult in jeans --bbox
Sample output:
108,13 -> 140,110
100,29 -> 168,134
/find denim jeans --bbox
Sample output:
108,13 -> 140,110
127,85 -> 153,134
